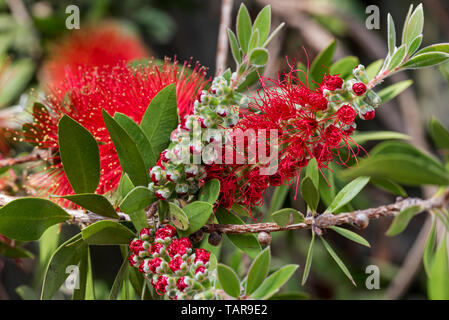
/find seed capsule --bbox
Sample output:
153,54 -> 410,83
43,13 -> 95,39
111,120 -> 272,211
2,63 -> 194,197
208,231 -> 222,246
189,229 -> 204,243
257,232 -> 272,246
355,213 -> 369,229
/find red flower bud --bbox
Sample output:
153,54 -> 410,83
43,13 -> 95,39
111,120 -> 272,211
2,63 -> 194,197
352,82 -> 367,96
322,75 -> 343,91
361,110 -> 375,120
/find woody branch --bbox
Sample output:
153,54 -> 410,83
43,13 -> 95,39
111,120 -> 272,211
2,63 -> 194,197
2,189 -> 448,235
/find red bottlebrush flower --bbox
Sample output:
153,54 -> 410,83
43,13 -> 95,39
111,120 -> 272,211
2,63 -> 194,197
154,276 -> 168,294
40,21 -> 149,89
324,125 -> 342,147
155,225 -> 178,240
321,75 -> 343,91
194,249 -> 210,264
361,110 -> 375,120
205,68 -> 356,210
148,257 -> 163,273
169,256 -> 184,272
176,277 -> 188,292
337,105 -> 357,125
24,61 -> 206,200
352,82 -> 367,96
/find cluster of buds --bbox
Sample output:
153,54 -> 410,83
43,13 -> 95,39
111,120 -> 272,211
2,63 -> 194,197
324,64 -> 381,125
128,225 -> 218,300
148,72 -> 249,201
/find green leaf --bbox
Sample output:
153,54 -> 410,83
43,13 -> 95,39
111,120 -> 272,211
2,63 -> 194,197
342,142 -> 449,186
236,4 -> 252,53
168,202 -> 189,231
179,201 -> 213,236
117,173 -> 134,201
252,5 -> 271,45
62,194 -> 119,219
73,246 -> 95,300
215,207 -> 261,259
402,52 -> 449,69
320,237 -> 356,285
247,29 -> 260,53
15,285 -> 38,300
329,226 -> 370,247
227,29 -> 242,63
401,4 -> 415,44
269,185 -> 290,214
423,218 -> 437,277
306,158 -> 319,188
427,235 -> 449,299
388,44 -> 407,71
58,115 -> 100,194
310,39 -> 336,83
251,264 -> 299,299
271,208 -> 305,227
403,4 -> 423,47
231,203 -> 251,217
140,83 -> 179,167
325,177 -> 370,214
81,221 -> 135,245
0,59 -> 34,107
41,234 -> 85,300
319,168 -> 336,206
249,48 -> 268,66
386,205 -> 421,236
301,177 -> 319,212
119,186 -> 155,215
330,56 -> 359,79
109,257 -> 129,300
198,179 -> 220,205
301,232 -> 315,285
415,43 -> 449,55
408,35 -> 423,56
246,246 -> 271,295
429,117 -> 449,150
0,239 -> 34,259
378,80 -> 413,103
0,198 -> 70,241
102,109 -> 148,187
351,131 -> 411,145
387,13 -> 396,56
366,59 -> 384,79
217,264 -> 241,298
371,178 -> 407,197
114,112 -> 157,171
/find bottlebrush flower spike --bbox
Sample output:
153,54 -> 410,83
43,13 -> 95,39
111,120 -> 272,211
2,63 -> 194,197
23,60 -> 207,200
129,225 -> 217,300
40,21 -> 149,89
206,64 -> 379,210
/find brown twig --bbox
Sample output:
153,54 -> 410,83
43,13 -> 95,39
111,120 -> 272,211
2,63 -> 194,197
215,0 -> 234,76
1,190 -> 448,235
0,149 -> 49,169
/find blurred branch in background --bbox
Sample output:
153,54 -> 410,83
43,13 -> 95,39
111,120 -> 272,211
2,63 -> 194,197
215,0 -> 233,75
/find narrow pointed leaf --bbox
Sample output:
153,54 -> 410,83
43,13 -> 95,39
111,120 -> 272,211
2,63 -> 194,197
325,177 -> 370,214
386,205 -> 421,236
427,235 -> 449,299
320,236 -> 356,286
423,218 -> 437,276
329,226 -> 370,247
252,264 -> 299,299
236,4 -> 252,53
217,264 -> 241,298
301,232 -> 315,285
252,5 -> 271,45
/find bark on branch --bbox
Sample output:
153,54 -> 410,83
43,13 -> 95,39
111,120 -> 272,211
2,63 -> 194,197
1,189 -> 448,235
